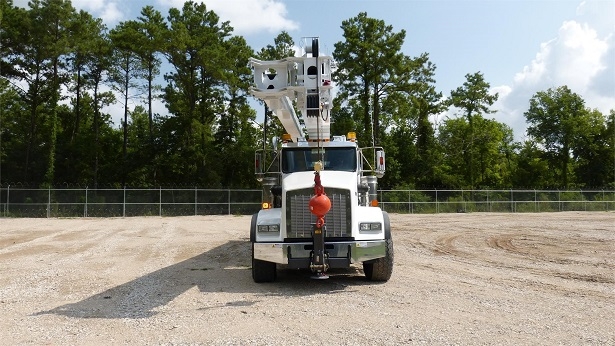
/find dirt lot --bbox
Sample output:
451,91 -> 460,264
0,212 -> 613,345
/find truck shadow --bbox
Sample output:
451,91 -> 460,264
36,240 -> 375,319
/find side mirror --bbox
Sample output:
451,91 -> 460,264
376,150 -> 385,178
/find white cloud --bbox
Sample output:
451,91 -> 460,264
71,0 -> 125,24
156,0 -> 299,34
97,2 -> 124,24
16,0 -> 299,34
493,17 -> 614,141
492,85 -> 512,99
511,21 -> 608,93
556,21 -> 609,93
576,1 -> 587,15
14,0 -> 126,24
71,0 -> 106,11
512,40 -> 553,86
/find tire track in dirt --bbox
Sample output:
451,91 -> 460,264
404,219 -> 614,300
0,220 -> 114,260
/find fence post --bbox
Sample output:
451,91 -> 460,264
159,186 -> 162,217
5,184 -> 9,216
436,189 -> 439,214
408,190 -> 411,214
85,186 -> 88,217
487,190 -> 490,212
194,186 -> 197,216
228,189 -> 231,215
510,189 -> 513,213
535,189 -> 537,212
47,187 -> 51,218
123,186 -> 126,218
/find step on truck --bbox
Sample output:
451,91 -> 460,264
249,37 -> 393,282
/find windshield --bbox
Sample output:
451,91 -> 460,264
282,147 -> 356,173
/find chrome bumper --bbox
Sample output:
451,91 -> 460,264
253,240 -> 386,265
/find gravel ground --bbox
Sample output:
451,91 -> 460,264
0,212 -> 613,345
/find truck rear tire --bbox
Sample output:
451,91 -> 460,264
363,238 -> 394,281
252,244 -> 277,283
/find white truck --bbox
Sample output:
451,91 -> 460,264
249,37 -> 393,282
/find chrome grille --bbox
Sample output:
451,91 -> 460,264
286,188 -> 351,238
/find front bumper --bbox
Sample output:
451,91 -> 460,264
253,240 -> 386,267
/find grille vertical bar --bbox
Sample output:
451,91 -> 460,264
286,188 -> 351,238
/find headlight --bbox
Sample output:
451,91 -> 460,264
257,224 -> 280,233
359,222 -> 382,232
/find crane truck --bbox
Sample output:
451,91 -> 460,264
249,37 -> 393,282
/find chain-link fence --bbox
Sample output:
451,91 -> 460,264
379,189 -> 615,213
1,187 -> 613,217
0,187 -> 263,218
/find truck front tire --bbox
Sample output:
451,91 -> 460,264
363,212 -> 394,281
363,238 -> 394,281
251,244 -> 277,282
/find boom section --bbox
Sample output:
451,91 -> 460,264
249,37 -> 335,142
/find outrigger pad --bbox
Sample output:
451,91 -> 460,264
311,272 -> 329,280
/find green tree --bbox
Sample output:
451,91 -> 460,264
330,105 -> 356,138
411,54 -> 445,178
109,20 -> 147,185
56,10 -> 108,185
0,0 -> 25,79
525,86 -> 588,188
161,1 -> 233,185
447,72 -> 498,188
437,117 -> 468,187
120,6 -> 167,185
214,35 -> 258,187
513,140 -> 553,188
0,76 -> 28,185
134,6 -> 166,139
0,0 -> 26,185
474,118 -> 514,187
386,53 -> 446,188
257,31 -> 295,60
66,10 -> 101,143
82,26 -> 116,187
7,0 -> 75,184
438,116 -> 512,188
572,109 -> 612,188
333,12 -> 407,147
40,0 -> 75,186
124,105 -> 152,186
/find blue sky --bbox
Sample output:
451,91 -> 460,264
14,0 -> 615,140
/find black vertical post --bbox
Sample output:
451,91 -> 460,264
311,223 -> 328,279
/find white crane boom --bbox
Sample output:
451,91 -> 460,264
249,37 -> 335,141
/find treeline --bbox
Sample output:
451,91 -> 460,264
0,0 -> 613,189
